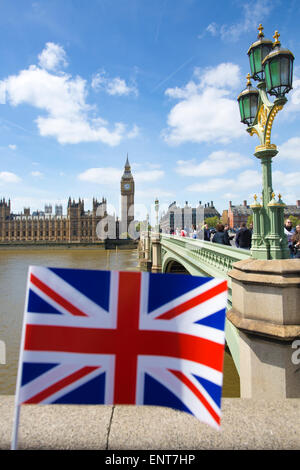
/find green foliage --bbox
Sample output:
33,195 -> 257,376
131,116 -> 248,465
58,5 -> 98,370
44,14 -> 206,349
135,222 -> 151,232
286,215 -> 300,227
205,216 -> 221,228
119,232 -> 130,239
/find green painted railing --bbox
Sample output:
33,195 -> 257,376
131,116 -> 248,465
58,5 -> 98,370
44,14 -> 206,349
139,232 -> 252,375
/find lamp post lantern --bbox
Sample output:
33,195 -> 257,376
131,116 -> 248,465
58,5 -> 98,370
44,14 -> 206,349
237,24 -> 294,260
154,198 -> 160,233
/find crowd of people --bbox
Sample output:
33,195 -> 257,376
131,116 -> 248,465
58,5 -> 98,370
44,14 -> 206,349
284,219 -> 300,259
170,218 -> 300,258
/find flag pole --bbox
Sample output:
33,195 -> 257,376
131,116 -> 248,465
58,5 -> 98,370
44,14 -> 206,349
11,266 -> 32,450
11,405 -> 21,450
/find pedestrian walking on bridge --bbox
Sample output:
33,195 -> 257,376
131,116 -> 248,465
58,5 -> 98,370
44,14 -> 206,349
235,222 -> 252,249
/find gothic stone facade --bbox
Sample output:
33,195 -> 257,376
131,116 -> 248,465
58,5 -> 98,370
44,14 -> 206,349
0,158 -> 135,244
0,197 -> 109,244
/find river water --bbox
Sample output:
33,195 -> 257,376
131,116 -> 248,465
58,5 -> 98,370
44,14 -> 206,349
0,248 -> 239,397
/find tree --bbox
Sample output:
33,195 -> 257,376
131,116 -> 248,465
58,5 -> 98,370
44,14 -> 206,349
286,215 -> 300,227
205,216 -> 221,228
135,221 -> 151,232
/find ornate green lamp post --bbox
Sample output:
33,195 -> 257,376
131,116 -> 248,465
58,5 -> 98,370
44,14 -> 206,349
237,25 -> 294,259
154,198 -> 160,233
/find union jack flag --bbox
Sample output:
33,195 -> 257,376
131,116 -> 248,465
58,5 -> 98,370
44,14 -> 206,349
16,266 -> 227,430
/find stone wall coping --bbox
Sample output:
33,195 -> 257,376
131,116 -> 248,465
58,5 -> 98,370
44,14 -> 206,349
229,259 -> 300,286
232,258 -> 300,274
227,308 -> 300,340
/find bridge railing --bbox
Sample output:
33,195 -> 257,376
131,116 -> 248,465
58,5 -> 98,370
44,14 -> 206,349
139,232 -> 252,374
159,234 -> 251,309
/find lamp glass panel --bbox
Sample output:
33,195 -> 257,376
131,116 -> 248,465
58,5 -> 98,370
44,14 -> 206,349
249,52 -> 255,76
250,94 -> 258,120
262,45 -> 272,62
243,95 -> 250,120
280,57 -> 289,86
239,99 -> 245,121
254,47 -> 262,73
270,58 -> 280,87
290,60 -> 293,85
264,62 -> 272,90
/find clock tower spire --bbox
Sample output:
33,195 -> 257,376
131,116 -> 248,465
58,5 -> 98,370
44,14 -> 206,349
120,154 -> 135,236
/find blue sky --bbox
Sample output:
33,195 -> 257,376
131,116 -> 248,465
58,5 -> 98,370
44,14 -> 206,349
0,0 -> 299,223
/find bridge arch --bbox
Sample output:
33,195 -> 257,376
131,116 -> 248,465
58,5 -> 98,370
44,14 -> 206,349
162,254 -> 193,275
164,258 -> 190,274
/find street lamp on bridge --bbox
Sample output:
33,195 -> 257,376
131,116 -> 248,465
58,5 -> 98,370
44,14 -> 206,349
237,24 -> 294,259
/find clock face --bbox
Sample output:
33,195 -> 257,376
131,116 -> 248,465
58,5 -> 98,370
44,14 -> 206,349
124,183 -> 131,190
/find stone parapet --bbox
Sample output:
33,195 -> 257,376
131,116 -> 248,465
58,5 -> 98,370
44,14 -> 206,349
227,258 -> 300,398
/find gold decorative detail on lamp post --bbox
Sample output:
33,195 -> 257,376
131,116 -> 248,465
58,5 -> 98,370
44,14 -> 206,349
265,104 -> 283,146
273,30 -> 280,46
258,24 -> 264,38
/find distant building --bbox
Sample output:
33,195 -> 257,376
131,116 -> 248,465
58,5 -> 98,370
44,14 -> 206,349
44,204 -> 52,215
221,209 -> 229,226
228,200 -> 251,228
55,205 -> 63,216
0,197 -> 107,243
284,200 -> 300,219
228,199 -> 300,229
203,201 -> 221,220
0,157 -> 135,244
160,201 -> 219,234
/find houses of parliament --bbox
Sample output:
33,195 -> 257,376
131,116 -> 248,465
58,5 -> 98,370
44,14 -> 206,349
0,157 -> 135,244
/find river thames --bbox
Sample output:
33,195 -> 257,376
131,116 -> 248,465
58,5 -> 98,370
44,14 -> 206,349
0,248 -> 239,397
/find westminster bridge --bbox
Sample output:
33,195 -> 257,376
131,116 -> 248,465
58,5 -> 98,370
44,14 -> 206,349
138,231 -> 300,399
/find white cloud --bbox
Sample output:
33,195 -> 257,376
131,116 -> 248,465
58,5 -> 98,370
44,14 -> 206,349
8,144 -> 17,150
273,170 -> 300,188
78,167 -> 122,184
186,170 -> 261,193
283,79 -> 300,114
0,44 -> 138,146
135,170 -> 164,183
31,171 -> 43,177
38,42 -> 68,71
0,171 -> 21,183
92,71 -> 138,97
127,124 -> 140,139
198,1 -> 273,43
206,22 -> 218,36
278,137 -> 300,160
176,151 -> 250,177
221,1 -> 273,42
195,63 -> 241,90
135,187 -> 175,199
163,62 -> 244,145
164,86 -> 244,145
78,166 -> 164,185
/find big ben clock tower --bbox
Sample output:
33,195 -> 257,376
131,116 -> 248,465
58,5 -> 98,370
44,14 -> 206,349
120,154 -> 134,235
